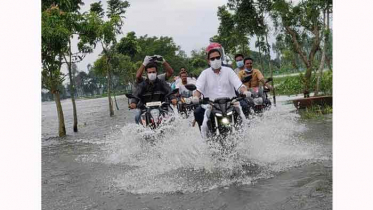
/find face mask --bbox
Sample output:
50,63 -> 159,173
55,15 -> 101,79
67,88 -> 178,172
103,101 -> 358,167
245,68 -> 252,73
210,58 -> 222,70
148,73 -> 157,81
236,60 -> 244,68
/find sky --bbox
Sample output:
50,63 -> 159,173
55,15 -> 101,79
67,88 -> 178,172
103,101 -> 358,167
68,0 -> 230,73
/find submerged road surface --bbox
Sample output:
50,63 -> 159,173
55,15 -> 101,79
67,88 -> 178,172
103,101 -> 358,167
42,95 -> 332,210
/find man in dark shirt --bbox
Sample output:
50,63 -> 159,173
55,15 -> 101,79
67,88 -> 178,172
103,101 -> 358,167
130,62 -> 176,124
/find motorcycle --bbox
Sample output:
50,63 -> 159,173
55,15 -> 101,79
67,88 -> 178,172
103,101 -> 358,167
177,84 -> 198,118
242,76 -> 273,113
184,84 -> 246,150
125,88 -> 179,129
175,96 -> 196,118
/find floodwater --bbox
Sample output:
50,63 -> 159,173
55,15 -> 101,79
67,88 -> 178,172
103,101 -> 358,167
42,95 -> 332,210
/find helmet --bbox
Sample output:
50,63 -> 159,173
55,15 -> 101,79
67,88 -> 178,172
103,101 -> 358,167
206,42 -> 225,62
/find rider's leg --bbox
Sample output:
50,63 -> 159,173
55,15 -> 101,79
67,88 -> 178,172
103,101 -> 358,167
193,106 -> 205,128
239,99 -> 249,116
201,104 -> 212,139
135,109 -> 141,124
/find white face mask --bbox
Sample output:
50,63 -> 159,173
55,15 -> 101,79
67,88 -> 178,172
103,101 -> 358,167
210,58 -> 222,70
148,73 -> 157,81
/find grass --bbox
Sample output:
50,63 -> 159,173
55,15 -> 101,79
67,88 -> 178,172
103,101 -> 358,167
298,104 -> 333,119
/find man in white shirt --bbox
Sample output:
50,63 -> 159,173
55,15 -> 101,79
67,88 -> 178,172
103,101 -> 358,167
175,71 -> 196,98
192,46 -> 251,130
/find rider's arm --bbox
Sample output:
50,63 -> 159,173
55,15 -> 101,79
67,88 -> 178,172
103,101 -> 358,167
194,70 -> 207,99
135,64 -> 145,83
260,78 -> 273,90
162,61 -> 174,80
136,56 -> 152,83
193,90 -> 202,98
256,70 -> 271,89
130,81 -> 144,107
239,85 -> 248,94
229,68 -> 247,94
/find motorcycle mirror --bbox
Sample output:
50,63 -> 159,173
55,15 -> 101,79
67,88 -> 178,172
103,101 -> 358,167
184,84 -> 197,91
242,75 -> 252,83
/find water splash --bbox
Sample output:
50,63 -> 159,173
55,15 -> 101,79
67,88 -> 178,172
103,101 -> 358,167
78,102 -> 328,194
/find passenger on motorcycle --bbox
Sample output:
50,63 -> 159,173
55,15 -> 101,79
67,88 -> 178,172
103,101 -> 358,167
135,55 -> 174,84
233,53 -> 245,75
192,43 -> 252,135
238,57 -> 273,91
130,62 -> 177,124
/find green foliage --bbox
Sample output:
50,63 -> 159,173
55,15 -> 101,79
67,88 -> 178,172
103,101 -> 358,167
107,0 -> 130,19
275,70 -> 332,96
42,6 -> 70,92
210,5 -> 250,56
116,32 -> 141,59
90,1 -> 104,18
42,0 -> 84,12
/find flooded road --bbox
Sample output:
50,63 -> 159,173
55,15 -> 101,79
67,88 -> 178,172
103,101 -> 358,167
42,95 -> 332,210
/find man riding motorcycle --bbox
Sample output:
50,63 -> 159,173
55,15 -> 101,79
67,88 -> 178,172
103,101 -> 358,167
192,43 -> 251,138
173,71 -> 197,117
238,57 -> 273,111
129,62 -> 177,124
176,71 -> 196,99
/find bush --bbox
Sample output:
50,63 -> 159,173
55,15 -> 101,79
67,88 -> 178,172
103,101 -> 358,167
275,71 -> 333,96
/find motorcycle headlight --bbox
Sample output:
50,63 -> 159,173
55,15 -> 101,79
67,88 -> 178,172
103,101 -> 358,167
227,111 -> 233,116
150,109 -> 160,121
221,117 -> 230,124
215,113 -> 222,117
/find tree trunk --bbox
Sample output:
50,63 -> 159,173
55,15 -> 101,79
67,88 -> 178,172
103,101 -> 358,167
325,55 -> 332,71
113,90 -> 119,110
66,39 -> 78,132
257,36 -> 264,71
315,10 -> 328,96
291,55 -> 298,72
303,65 -> 312,98
106,59 -> 114,116
54,91 -> 66,137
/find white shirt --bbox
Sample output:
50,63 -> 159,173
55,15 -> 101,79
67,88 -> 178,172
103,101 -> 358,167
175,78 -> 197,97
196,66 -> 244,100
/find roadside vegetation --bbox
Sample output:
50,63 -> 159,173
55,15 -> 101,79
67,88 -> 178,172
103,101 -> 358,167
274,70 -> 332,96
299,104 -> 333,120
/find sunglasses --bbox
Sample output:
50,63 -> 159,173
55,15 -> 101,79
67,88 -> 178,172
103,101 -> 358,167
209,56 -> 221,61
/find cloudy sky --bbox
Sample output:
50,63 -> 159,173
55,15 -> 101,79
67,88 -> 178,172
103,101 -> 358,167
69,0 -> 232,72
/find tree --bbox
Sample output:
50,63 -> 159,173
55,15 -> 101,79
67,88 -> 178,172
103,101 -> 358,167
210,5 -> 250,58
42,0 -> 84,12
315,2 -> 332,96
42,6 -> 70,137
83,0 -> 130,116
271,0 -> 331,97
